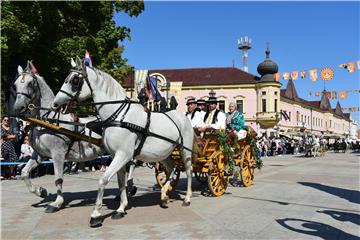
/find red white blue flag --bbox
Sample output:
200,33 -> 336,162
85,50 -> 92,67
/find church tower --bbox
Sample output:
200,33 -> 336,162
255,47 -> 282,129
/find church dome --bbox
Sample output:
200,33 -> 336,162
257,48 -> 278,77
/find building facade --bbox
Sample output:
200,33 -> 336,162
124,49 -> 357,139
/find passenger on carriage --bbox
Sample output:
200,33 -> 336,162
197,96 -> 226,132
225,102 -> 248,140
196,99 -> 207,112
185,98 -> 204,128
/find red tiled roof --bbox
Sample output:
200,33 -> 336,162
123,67 -> 259,87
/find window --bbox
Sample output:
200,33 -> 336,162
218,100 -> 225,112
296,111 -> 300,122
321,119 -> 323,127
289,112 -> 291,121
330,120 -> 332,128
262,91 -> 266,96
274,99 -> 278,112
301,115 -> 303,123
308,116 -> 310,124
274,91 -> 278,96
313,117 -> 315,126
236,99 -> 244,114
262,99 -> 266,112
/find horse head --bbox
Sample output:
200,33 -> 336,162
12,61 -> 41,116
52,56 -> 92,110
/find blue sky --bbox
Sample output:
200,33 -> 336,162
115,1 -> 360,124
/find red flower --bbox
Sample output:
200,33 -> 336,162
227,136 -> 233,142
230,130 -> 236,136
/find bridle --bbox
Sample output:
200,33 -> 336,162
58,67 -> 94,102
15,71 -> 41,102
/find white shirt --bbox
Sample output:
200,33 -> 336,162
186,110 -> 205,128
202,109 -> 226,130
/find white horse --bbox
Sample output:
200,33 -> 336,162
52,57 -> 194,227
304,135 -> 320,157
11,61 -> 106,213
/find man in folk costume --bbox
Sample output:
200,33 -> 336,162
198,96 -> 226,132
185,98 -> 203,128
196,99 -> 207,112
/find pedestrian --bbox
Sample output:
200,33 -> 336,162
1,117 -> 18,179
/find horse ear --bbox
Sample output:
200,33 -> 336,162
18,65 -> 24,75
71,58 -> 76,68
25,61 -> 31,71
75,56 -> 82,67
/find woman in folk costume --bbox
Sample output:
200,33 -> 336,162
225,102 -> 247,139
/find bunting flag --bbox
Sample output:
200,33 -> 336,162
273,73 -> 280,81
320,67 -> 334,81
309,69 -> 318,82
322,91 -> 331,99
315,91 -> 320,97
341,107 -> 360,112
331,91 -> 337,99
84,50 -> 92,67
291,71 -> 298,80
300,71 -> 306,79
347,62 -> 355,73
357,61 -> 360,70
148,75 -> 162,101
282,72 -> 289,80
338,91 -> 348,99
309,91 -> 313,96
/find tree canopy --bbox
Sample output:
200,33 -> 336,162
1,1 -> 144,114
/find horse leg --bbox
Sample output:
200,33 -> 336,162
90,151 -> 130,227
182,156 -> 193,206
112,167 -> 128,219
45,155 -> 65,213
126,159 -> 137,196
21,157 -> 47,198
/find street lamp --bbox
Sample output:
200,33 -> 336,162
209,89 -> 216,98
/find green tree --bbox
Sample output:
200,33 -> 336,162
1,1 -> 144,115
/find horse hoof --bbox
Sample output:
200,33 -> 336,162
39,187 -> 48,198
160,202 -> 168,209
89,217 -> 103,228
45,205 -> 59,213
111,211 -> 125,219
182,201 -> 191,207
114,195 -> 120,202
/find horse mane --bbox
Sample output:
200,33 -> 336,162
91,67 -> 126,99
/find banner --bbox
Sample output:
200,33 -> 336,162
148,75 -> 162,101
347,62 -> 355,73
338,91 -> 348,99
273,73 -> 280,81
300,71 -> 306,79
309,69 -> 318,82
315,91 -> 320,97
291,71 -> 298,80
357,61 -> 360,70
320,67 -> 334,81
134,70 -> 148,96
331,91 -> 337,99
282,72 -> 289,80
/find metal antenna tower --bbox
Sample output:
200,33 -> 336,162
238,36 -> 252,72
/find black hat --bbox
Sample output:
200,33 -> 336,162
186,98 -> 197,105
197,99 -> 206,105
207,96 -> 217,104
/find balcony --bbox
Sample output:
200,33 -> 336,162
256,112 -> 280,129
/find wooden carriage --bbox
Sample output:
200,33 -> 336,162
155,129 -> 257,197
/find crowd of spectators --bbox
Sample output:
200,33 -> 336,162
0,116 -> 111,180
257,135 -> 305,157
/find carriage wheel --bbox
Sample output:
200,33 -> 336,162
155,162 -> 180,192
194,172 -> 208,184
240,145 -> 256,187
208,151 -> 229,197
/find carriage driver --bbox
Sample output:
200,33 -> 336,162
197,96 -> 226,132
185,98 -> 204,128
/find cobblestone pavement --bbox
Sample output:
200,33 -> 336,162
1,152 -> 359,239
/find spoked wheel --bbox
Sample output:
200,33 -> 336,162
208,151 -> 229,197
240,145 -> 256,187
155,162 -> 180,192
194,172 -> 208,184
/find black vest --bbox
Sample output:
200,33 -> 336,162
203,109 -> 220,124
186,109 -> 200,120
